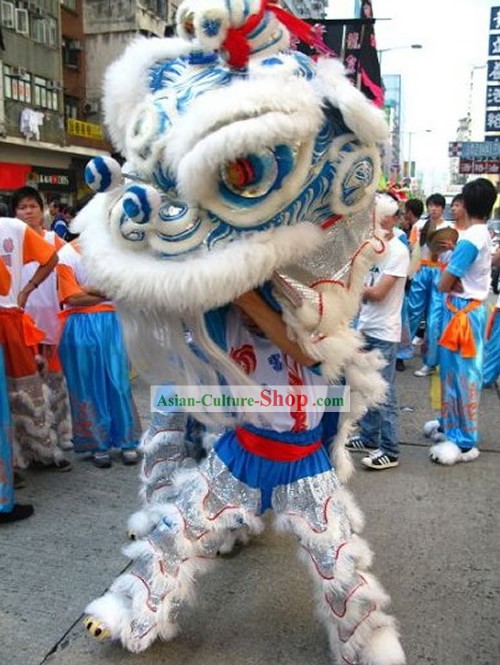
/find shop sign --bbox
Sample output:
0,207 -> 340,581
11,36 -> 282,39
30,167 -> 76,192
67,119 -> 104,141
459,158 -> 500,174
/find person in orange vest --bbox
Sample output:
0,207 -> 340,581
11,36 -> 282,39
13,187 -> 74,457
425,178 -> 496,465
0,257 -> 33,522
56,241 -> 140,468
0,215 -> 68,471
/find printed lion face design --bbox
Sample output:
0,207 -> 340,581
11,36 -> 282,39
77,0 -> 388,315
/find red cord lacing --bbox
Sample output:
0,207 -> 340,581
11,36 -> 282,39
222,0 -> 334,69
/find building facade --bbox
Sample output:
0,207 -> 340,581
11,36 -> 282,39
283,0 -> 328,19
83,0 -> 171,125
0,0 -> 109,206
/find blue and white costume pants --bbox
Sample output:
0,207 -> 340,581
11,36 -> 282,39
483,307 -> 500,387
407,264 -> 444,367
59,311 -> 139,454
439,298 -> 486,450
85,424 -> 403,662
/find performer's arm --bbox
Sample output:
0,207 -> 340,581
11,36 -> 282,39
17,253 -> 58,309
234,290 -> 317,367
363,274 -> 399,302
57,264 -> 107,307
439,271 -> 463,294
439,239 -> 477,293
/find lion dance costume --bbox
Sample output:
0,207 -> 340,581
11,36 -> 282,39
77,1 -> 406,663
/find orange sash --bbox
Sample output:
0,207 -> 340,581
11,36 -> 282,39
21,311 -> 45,347
420,259 -> 444,269
58,302 -> 116,325
439,297 -> 482,358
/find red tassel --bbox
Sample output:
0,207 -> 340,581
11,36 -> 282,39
267,4 -> 334,56
222,0 -> 333,69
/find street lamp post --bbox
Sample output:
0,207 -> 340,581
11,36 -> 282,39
378,44 -> 423,70
406,129 -> 432,178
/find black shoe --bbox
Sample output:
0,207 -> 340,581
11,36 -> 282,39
395,359 -> 406,372
92,452 -> 112,469
0,503 -> 34,523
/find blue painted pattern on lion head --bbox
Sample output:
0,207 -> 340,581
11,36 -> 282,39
79,0 -> 388,313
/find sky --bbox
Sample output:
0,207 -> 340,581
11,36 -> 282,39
327,0 -> 494,193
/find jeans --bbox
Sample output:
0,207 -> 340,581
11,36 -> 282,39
358,334 -> 400,458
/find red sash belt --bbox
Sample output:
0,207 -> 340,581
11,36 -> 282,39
235,426 -> 321,462
439,297 -> 482,358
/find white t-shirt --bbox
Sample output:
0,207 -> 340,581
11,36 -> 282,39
225,307 -> 327,432
0,217 -> 55,308
357,235 -> 410,342
447,224 -> 492,301
21,230 -> 62,344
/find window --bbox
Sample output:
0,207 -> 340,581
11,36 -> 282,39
64,95 -> 78,120
4,65 -> 32,103
31,17 -> 47,43
61,0 -> 77,9
1,1 -> 14,28
62,38 -> 80,67
47,16 -> 57,46
15,6 -> 28,35
34,76 -> 59,111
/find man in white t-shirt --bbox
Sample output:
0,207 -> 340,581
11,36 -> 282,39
348,194 -> 410,470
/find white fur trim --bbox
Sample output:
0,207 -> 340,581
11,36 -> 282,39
360,625 -> 406,665
103,37 -> 193,153
85,593 -> 128,639
78,195 -> 324,313
460,447 -> 480,463
423,419 -> 440,438
314,58 -> 389,145
429,440 -> 462,465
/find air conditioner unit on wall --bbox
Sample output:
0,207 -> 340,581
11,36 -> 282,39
47,80 -> 62,91
84,100 -> 100,115
11,65 -> 28,77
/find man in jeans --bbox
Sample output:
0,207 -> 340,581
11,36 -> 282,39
348,194 -> 410,470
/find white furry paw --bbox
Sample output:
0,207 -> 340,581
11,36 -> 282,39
423,419 -> 440,438
127,509 -> 156,540
84,615 -> 111,641
360,625 -> 406,665
459,447 -> 480,463
429,441 -> 461,465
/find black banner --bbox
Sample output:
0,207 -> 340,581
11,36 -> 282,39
299,15 -> 383,108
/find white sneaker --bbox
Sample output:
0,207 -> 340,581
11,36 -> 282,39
361,449 -> 399,470
412,336 -> 424,346
414,365 -> 434,377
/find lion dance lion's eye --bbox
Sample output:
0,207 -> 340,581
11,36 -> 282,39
219,146 -> 296,202
182,12 -> 196,37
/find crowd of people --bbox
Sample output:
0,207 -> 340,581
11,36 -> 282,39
0,187 -> 140,523
1,178 -> 499,525
347,178 -> 500,470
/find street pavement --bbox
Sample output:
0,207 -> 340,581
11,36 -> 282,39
1,355 -> 499,665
